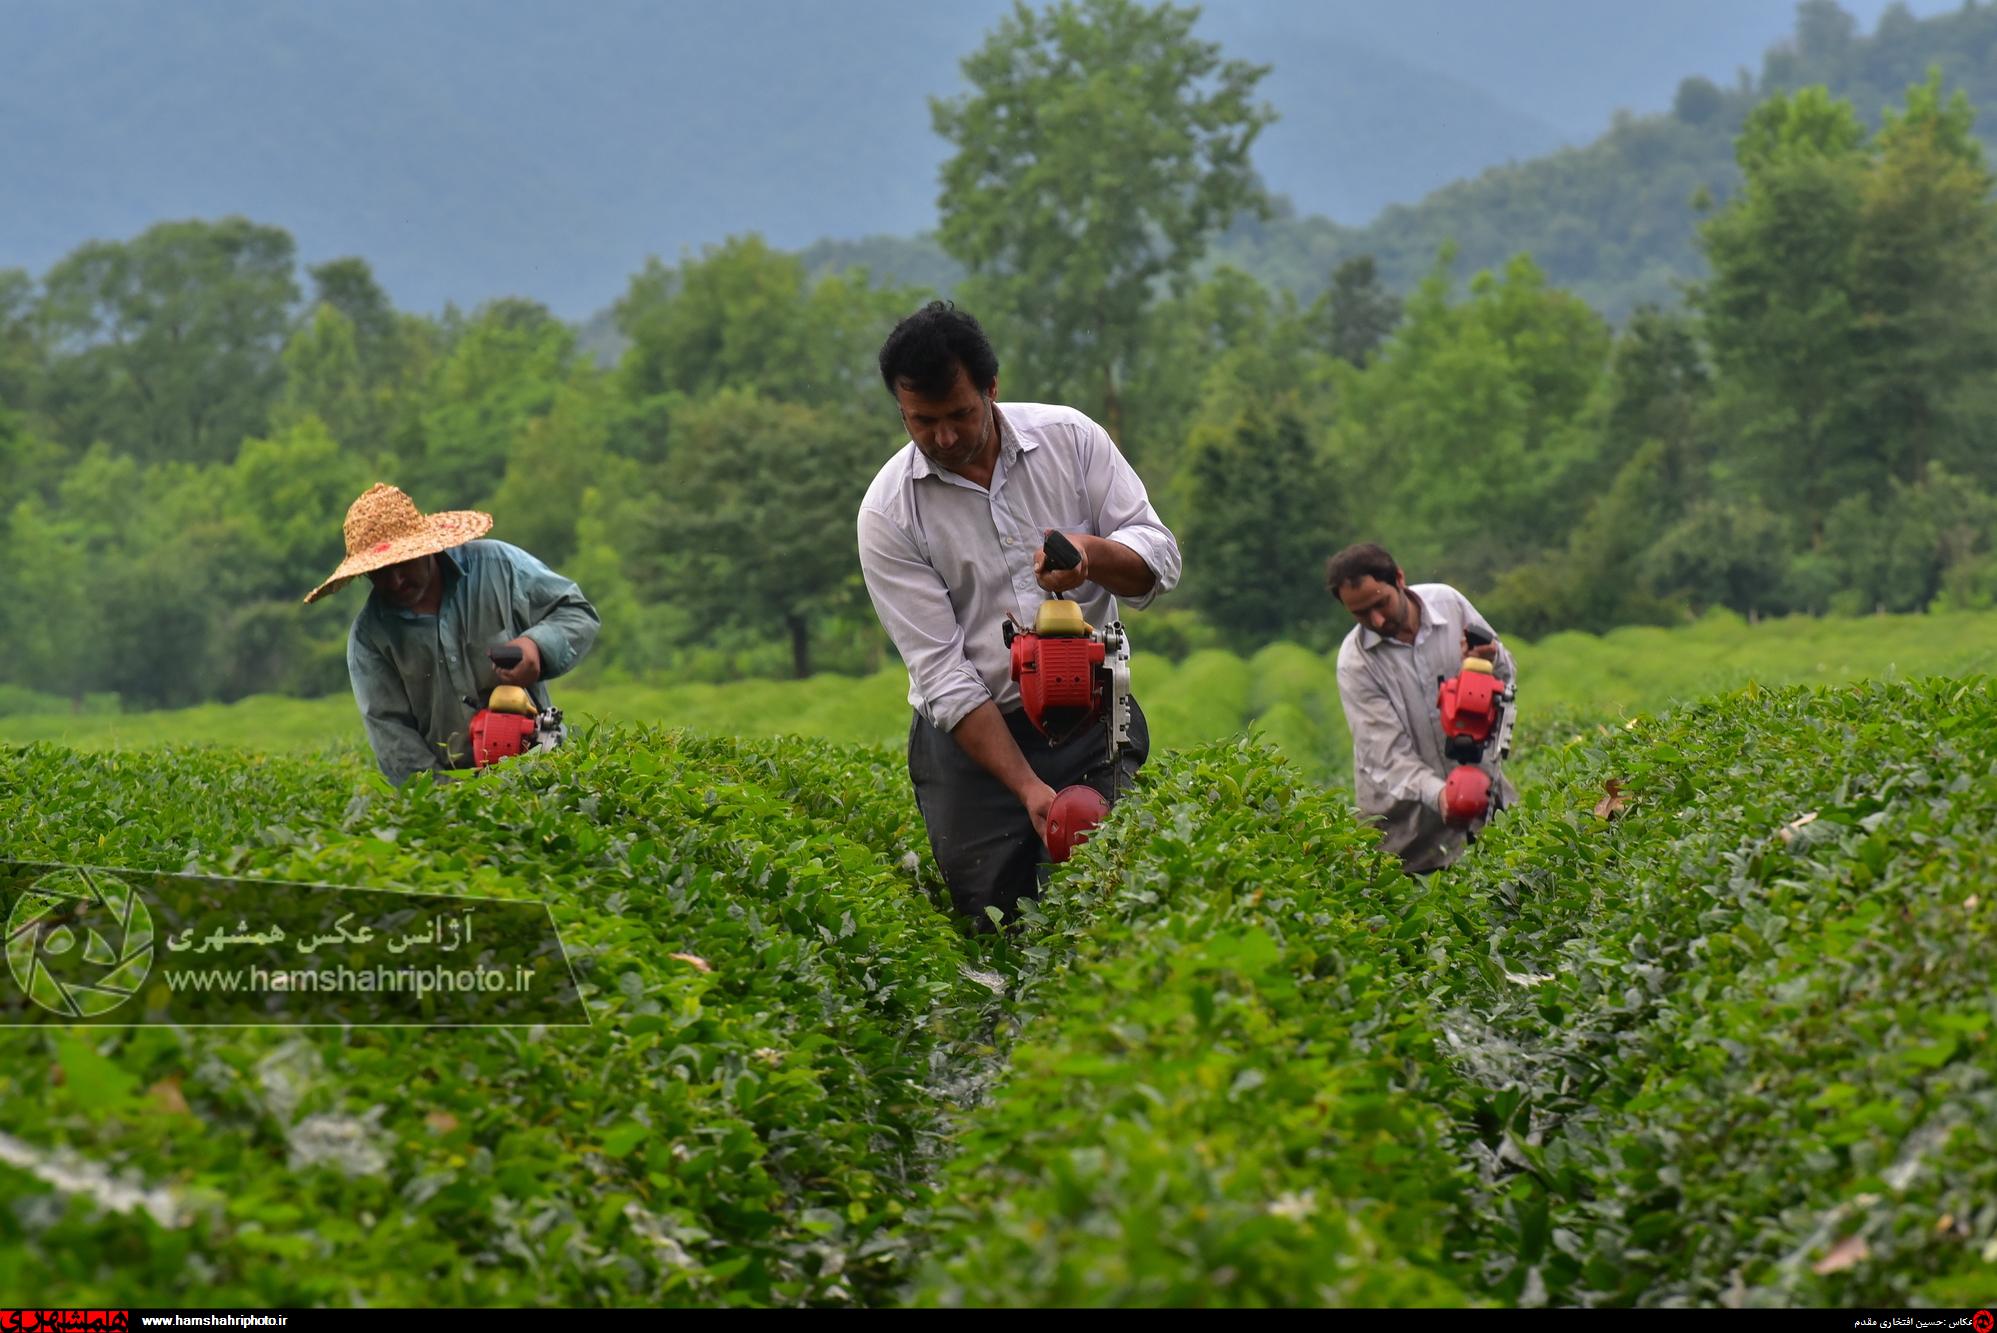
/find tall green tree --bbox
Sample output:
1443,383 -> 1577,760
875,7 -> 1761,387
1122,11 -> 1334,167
219,417 -> 375,697
1696,84 -> 1871,530
1642,496 -> 1793,617
1483,305 -> 1716,638
0,493 -> 105,701
1333,252 -> 1611,580
1849,71 -> 1997,487
1126,266 -> 1331,483
1482,438 -> 1692,639
1603,305 -> 1709,471
230,415 -> 375,595
286,257 -> 439,459
614,235 -> 918,413
1799,465 -> 1997,615
0,268 -> 43,419
1178,403 -> 1338,641
643,389 -> 880,679
560,483 -> 675,677
486,371 -> 624,567
932,0 -> 1272,444
0,408 -> 65,519
307,257 -> 401,377
37,218 -> 299,462
1309,255 -> 1402,368
413,298 -> 574,504
278,304 -> 372,450
4,447 -> 257,707
1700,73 -> 1997,533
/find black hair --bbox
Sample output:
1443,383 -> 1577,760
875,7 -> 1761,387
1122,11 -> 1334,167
878,300 -> 1000,400
1325,542 -> 1401,595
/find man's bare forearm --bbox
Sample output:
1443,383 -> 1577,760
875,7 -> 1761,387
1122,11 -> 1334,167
947,700 -> 1042,798
1078,536 -> 1156,598
947,700 -> 1057,845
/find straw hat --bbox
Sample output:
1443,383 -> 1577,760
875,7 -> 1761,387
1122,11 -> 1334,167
302,483 -> 493,604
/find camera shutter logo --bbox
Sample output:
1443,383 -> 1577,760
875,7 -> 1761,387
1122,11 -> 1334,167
5,867 -> 155,1017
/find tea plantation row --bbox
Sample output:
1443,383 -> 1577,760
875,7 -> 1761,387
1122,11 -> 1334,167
1,734 -> 994,1304
2,676 -> 1992,1305
911,678 -> 1996,1305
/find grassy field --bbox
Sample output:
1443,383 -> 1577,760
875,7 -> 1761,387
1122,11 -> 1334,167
5,607 -> 1996,781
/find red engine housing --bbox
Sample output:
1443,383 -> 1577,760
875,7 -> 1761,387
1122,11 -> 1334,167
1010,632 -> 1106,740
470,710 -> 538,767
1437,668 -> 1504,750
1436,663 -> 1509,826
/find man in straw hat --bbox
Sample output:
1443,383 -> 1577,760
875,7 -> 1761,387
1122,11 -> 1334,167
305,483 -> 600,785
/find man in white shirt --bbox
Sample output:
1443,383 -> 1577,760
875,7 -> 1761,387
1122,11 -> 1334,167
1329,542 -> 1518,873
858,302 -> 1182,924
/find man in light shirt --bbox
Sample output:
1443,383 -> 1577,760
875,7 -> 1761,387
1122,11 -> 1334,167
857,302 -> 1182,925
1328,542 -> 1517,873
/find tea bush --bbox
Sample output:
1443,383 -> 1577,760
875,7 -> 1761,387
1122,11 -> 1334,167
4,674 -> 1993,1306
0,733 -> 1003,1306
1423,679 -> 1997,1306
910,739 -> 1470,1306
907,678 -> 1997,1306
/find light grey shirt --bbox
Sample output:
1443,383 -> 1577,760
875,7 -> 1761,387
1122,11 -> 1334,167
1335,583 -> 1518,873
857,401 -> 1182,732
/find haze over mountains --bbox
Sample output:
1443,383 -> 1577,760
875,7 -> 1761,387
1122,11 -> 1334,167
0,0 -> 1957,317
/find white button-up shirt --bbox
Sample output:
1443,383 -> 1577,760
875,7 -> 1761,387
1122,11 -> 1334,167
857,401 -> 1181,731
1335,583 -> 1517,872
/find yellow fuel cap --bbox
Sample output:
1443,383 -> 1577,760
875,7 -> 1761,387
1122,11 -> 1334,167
488,684 -> 537,715
1034,600 -> 1092,636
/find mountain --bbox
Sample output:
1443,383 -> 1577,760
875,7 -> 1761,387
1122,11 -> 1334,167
801,0 -> 1997,322
0,0 -> 1949,317
1248,0 -> 1997,317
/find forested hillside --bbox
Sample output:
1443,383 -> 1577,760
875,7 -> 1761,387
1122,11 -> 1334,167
14,0 -> 1920,317
805,1 -> 1997,319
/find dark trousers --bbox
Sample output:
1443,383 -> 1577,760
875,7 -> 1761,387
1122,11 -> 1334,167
907,697 -> 1149,924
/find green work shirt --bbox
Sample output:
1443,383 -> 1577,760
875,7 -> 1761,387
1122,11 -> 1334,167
345,539 -> 600,785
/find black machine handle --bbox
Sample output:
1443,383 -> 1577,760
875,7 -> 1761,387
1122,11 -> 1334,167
1041,529 -> 1083,573
1464,627 -> 1493,649
488,645 -> 524,669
